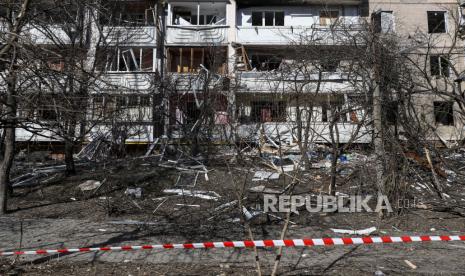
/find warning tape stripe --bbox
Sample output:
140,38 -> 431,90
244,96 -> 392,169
1,235 -> 464,256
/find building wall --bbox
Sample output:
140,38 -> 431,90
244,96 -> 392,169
370,0 -> 465,141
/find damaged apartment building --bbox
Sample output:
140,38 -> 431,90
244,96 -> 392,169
2,0 -> 465,151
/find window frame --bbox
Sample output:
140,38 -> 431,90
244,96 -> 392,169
251,11 -> 285,27
430,55 -> 450,77
319,10 -> 340,27
427,11 -> 447,33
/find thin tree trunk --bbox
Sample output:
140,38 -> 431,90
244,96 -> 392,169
0,77 -> 17,214
373,85 -> 386,194
64,140 -> 76,176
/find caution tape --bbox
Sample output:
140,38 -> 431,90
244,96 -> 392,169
1,235 -> 464,256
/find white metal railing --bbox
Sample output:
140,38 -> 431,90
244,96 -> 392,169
166,25 -> 229,45
103,26 -> 156,46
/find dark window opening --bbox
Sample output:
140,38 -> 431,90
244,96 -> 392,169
251,101 -> 286,123
140,95 -> 151,107
321,59 -> 340,72
252,11 -> 284,26
251,55 -> 282,71
127,96 -> 139,108
322,105 -> 328,122
116,96 -> 127,108
335,105 -> 348,122
434,101 -> 454,125
185,101 -> 201,124
385,100 -> 398,125
427,11 -> 446,33
275,12 -> 285,26
37,108 -> 57,121
252,12 -> 262,26
265,12 -> 274,26
430,55 -> 449,77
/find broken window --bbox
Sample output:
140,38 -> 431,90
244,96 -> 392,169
319,10 -> 339,26
434,101 -> 454,125
102,1 -> 155,26
320,59 -> 339,72
121,50 -> 139,71
251,101 -> 286,123
105,48 -> 153,72
428,11 -> 446,33
373,11 -> 394,33
172,3 -> 225,26
91,95 -> 105,119
252,11 -> 284,26
250,55 -> 282,71
168,47 -> 227,74
430,55 -> 449,77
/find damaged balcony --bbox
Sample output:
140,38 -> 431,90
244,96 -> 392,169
101,0 -> 158,46
97,47 -> 156,91
166,47 -> 229,90
235,94 -> 371,144
234,46 -> 357,93
166,1 -> 229,46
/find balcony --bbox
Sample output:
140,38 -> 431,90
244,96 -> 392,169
166,0 -> 228,46
236,71 -> 354,93
166,25 -> 229,46
236,25 -> 362,45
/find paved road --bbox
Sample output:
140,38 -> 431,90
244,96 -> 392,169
1,217 -> 465,275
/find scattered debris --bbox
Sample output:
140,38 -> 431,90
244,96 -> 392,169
404,260 -> 417,270
330,227 -> 377,235
252,171 -> 280,181
175,204 -> 200,208
78,180 -> 102,191
249,185 -> 282,194
125,187 -> 143,199
163,189 -> 220,201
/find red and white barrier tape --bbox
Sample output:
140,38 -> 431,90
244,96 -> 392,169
1,235 -> 464,256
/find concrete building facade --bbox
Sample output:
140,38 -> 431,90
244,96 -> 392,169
2,0 -> 464,149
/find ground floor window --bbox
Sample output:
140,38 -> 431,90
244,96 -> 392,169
434,101 -> 454,125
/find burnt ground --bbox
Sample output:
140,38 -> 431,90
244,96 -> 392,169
1,148 -> 465,275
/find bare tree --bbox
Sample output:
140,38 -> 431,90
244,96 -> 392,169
0,0 -> 32,214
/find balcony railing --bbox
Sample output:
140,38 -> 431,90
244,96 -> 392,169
236,24 -> 363,45
236,71 -> 354,93
166,25 -> 229,46
103,26 -> 156,46
99,72 -> 155,91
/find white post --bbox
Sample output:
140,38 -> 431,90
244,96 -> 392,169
117,48 -> 120,71
197,3 -> 200,25
153,48 -> 156,72
167,3 -> 172,25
